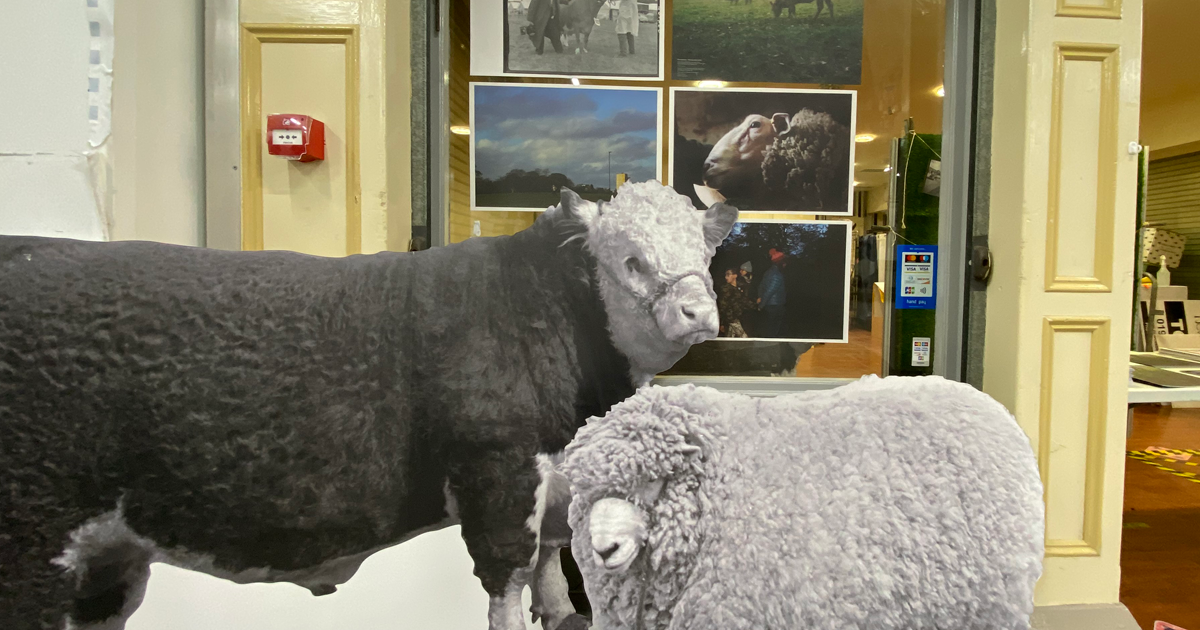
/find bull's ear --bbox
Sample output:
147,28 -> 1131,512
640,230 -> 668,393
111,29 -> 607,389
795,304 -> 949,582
561,188 -> 600,227
772,113 -> 790,133
702,202 -> 738,252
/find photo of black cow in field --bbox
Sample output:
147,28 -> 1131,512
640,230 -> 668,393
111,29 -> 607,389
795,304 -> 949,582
672,0 -> 861,84
503,0 -> 661,78
0,181 -> 736,630
770,0 -> 834,21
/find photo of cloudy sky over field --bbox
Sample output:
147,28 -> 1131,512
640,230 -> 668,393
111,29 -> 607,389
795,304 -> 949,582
472,83 -> 660,211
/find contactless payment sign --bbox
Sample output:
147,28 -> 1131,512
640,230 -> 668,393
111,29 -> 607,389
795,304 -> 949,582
895,245 -> 937,310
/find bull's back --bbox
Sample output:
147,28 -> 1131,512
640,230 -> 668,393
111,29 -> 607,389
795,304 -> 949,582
0,236 -> 432,572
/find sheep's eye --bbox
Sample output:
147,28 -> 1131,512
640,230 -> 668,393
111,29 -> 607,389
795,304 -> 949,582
635,478 -> 665,503
624,257 -> 644,274
749,121 -> 761,129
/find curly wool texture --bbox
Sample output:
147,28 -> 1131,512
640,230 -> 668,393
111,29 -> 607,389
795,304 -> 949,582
760,109 -> 851,211
564,376 -> 1045,630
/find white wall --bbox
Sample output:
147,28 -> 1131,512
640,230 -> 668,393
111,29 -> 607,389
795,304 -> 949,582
0,0 -> 205,245
127,527 -> 542,630
0,3 -> 107,240
110,0 -> 206,246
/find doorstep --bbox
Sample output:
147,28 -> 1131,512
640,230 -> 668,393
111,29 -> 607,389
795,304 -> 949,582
1032,604 -> 1141,630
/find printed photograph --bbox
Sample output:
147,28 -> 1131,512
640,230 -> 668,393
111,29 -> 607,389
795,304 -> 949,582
671,0 -> 863,84
709,220 -> 850,342
504,0 -> 662,78
471,83 -> 661,211
671,88 -> 855,214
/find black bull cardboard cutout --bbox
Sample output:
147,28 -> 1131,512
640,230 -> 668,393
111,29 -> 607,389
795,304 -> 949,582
0,182 -> 737,630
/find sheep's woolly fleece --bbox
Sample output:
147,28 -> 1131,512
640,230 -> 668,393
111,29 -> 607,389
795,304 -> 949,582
563,375 -> 1045,630
761,109 -> 850,207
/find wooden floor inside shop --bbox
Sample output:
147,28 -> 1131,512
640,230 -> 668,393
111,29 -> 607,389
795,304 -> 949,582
793,327 -> 883,378
1121,405 -> 1200,630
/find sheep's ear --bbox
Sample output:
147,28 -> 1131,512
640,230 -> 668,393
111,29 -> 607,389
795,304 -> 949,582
561,188 -> 600,227
702,202 -> 738,252
682,432 -> 709,461
772,113 -> 791,133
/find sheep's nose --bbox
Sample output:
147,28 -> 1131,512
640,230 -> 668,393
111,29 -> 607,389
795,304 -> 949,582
680,304 -> 696,320
596,543 -> 620,561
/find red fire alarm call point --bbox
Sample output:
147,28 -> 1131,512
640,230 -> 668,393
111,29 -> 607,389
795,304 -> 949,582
266,114 -> 325,162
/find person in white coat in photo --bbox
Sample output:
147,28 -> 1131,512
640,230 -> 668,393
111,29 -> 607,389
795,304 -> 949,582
616,0 -> 638,56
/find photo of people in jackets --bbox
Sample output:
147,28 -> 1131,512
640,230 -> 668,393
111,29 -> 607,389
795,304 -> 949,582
710,220 -> 851,342
502,0 -> 661,78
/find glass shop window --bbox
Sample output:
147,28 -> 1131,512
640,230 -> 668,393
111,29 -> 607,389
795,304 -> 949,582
436,0 -> 954,381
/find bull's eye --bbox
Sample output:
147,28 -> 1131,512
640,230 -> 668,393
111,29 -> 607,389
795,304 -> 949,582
624,257 -> 644,274
749,121 -> 761,129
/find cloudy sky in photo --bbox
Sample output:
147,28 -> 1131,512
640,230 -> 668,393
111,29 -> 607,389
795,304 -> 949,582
473,85 -> 659,189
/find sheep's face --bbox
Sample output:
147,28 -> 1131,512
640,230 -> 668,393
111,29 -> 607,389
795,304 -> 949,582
587,496 -> 650,572
562,395 -> 710,578
702,114 -> 786,193
562,181 -> 737,380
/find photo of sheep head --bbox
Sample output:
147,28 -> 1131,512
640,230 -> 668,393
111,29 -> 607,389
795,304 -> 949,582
562,377 -> 1045,630
673,88 -> 855,214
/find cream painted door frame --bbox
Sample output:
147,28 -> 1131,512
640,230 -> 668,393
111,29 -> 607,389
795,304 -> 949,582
203,0 -> 411,255
239,23 -> 361,255
985,0 -> 1142,606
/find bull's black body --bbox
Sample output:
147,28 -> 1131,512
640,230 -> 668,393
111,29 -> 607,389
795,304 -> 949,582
0,211 -> 634,628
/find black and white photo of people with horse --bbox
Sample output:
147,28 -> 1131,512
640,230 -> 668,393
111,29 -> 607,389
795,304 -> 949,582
499,0 -> 662,78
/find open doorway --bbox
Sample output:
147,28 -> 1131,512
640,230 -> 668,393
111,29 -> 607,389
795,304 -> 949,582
1122,1 -> 1200,627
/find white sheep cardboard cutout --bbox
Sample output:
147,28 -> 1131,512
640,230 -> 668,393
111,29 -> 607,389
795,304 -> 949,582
562,376 -> 1045,630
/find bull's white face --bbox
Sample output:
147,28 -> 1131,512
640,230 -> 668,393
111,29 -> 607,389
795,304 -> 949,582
701,114 -> 780,192
563,181 -> 737,382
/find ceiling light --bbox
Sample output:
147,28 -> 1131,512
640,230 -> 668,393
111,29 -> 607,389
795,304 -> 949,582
855,134 -> 876,143
883,165 -> 892,173
571,77 -> 581,86
450,125 -> 470,136
697,80 -> 727,89
853,180 -> 861,187
935,85 -> 945,97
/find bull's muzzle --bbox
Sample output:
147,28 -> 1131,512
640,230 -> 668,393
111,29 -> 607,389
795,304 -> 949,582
654,275 -> 719,346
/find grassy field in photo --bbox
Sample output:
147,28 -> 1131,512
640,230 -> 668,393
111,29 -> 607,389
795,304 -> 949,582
475,190 -> 614,210
671,0 -> 863,85
506,13 -> 659,76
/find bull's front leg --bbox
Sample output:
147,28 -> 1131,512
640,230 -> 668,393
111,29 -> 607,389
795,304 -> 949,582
527,454 -> 581,629
451,453 -> 544,630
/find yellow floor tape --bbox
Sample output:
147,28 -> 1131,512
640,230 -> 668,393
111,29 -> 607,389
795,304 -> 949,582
1127,450 -> 1200,484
